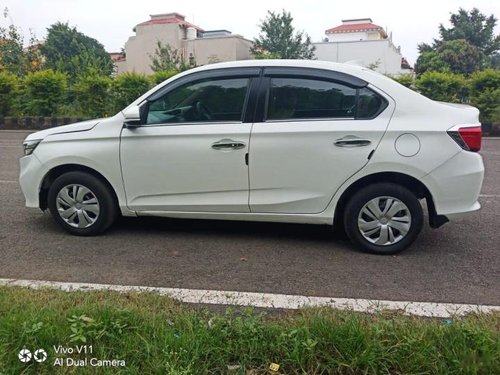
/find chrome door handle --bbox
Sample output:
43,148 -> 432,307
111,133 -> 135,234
211,139 -> 246,150
334,137 -> 372,148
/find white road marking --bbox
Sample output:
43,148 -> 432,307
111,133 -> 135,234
0,278 -> 497,318
0,180 -> 17,183
479,194 -> 500,198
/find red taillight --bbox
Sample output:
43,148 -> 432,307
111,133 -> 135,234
448,126 -> 482,152
458,126 -> 482,152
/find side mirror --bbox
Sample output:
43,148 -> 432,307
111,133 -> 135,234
122,106 -> 142,128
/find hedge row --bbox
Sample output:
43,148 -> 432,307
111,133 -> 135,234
1,68 -> 499,124
0,69 -> 178,118
391,69 -> 500,124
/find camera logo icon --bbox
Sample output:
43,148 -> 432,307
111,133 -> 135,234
18,348 -> 32,363
34,349 -> 48,363
18,348 -> 47,363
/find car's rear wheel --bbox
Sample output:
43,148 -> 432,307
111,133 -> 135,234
343,183 -> 423,254
48,171 -> 117,235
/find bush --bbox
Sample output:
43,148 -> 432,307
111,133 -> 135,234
415,71 -> 467,103
468,69 -> 500,94
74,72 -> 112,118
392,74 -> 415,89
149,70 -> 179,86
112,72 -> 151,112
468,69 -> 500,124
23,69 -> 67,116
0,72 -> 19,115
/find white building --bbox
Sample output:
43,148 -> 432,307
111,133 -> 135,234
113,13 -> 253,75
313,18 -> 412,76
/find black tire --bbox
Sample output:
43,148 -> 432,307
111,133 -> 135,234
47,171 -> 117,236
343,183 -> 423,255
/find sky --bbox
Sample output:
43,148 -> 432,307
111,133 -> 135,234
1,0 -> 499,65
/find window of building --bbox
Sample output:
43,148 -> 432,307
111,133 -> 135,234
146,77 -> 250,125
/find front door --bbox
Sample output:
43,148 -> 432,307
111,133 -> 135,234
120,75 -> 254,212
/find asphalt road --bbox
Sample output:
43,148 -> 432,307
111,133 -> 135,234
1,130 -> 499,305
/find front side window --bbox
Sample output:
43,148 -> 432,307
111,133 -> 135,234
146,77 -> 249,125
266,77 -> 387,121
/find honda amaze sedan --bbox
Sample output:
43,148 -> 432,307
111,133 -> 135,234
19,60 -> 484,254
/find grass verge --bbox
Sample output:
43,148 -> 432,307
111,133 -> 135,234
0,286 -> 498,374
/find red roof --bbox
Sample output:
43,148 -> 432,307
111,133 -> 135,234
136,16 -> 203,32
109,53 -> 126,62
325,22 -> 383,34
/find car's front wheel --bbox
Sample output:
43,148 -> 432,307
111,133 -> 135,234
47,171 -> 117,235
343,183 -> 423,254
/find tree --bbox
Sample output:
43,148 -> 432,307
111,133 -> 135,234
149,41 -> 190,72
251,10 -> 315,59
0,24 -> 25,76
0,9 -> 44,75
419,39 -> 484,75
437,8 -> 500,56
415,8 -> 500,74
40,22 -> 113,80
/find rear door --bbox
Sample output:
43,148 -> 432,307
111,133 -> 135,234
249,67 -> 394,214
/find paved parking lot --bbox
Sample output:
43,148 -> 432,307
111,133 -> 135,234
1,130 -> 499,305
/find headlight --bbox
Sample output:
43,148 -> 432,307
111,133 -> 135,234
23,139 -> 42,156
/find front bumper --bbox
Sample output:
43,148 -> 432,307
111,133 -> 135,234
19,154 -> 47,208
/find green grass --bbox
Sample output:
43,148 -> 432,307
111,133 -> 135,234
0,286 -> 498,374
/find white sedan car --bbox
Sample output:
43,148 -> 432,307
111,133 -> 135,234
19,60 -> 484,254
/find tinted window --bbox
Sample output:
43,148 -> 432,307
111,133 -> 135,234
357,87 -> 387,119
267,78 -> 357,120
146,78 -> 249,125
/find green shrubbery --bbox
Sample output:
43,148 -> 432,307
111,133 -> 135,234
23,69 -> 68,116
0,72 -> 19,116
2,66 -> 499,126
112,72 -> 151,112
0,69 -> 179,118
415,71 -> 467,103
390,69 -> 500,124
73,72 -> 112,118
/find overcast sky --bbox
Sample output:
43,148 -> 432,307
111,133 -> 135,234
1,0 -> 499,65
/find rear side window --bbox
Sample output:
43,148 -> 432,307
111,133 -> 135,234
268,78 -> 356,120
266,77 -> 387,121
357,87 -> 387,119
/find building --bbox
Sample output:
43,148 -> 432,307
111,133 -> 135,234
313,18 -> 413,76
113,13 -> 253,74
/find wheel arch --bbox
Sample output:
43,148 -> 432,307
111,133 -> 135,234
333,171 -> 447,230
39,164 -> 119,211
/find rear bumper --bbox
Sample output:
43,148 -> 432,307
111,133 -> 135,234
421,150 -> 484,219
